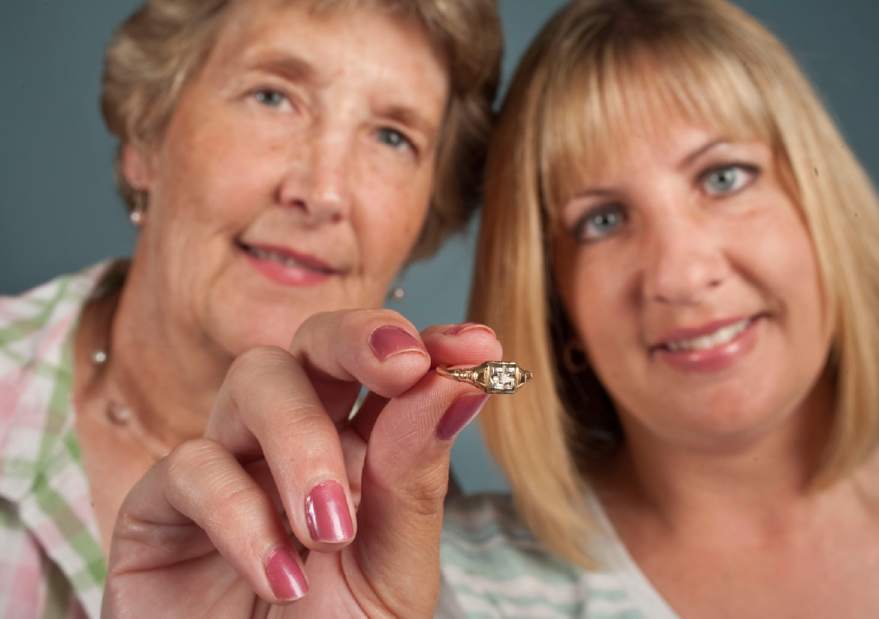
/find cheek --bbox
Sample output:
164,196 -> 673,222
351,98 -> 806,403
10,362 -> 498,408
740,204 -> 825,322
358,170 -> 433,268
167,132 -> 269,219
559,251 -> 635,369
776,226 -> 829,344
156,108 -> 276,231
144,119 -> 276,305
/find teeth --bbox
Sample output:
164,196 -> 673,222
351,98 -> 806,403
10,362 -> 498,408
665,318 -> 751,352
248,246 -> 310,270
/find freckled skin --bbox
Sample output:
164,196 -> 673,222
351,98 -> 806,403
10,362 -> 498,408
124,0 -> 450,362
554,121 -> 833,453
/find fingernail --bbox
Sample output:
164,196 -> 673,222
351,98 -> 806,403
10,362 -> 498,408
436,394 -> 490,441
305,480 -> 355,544
443,322 -> 496,337
369,325 -> 426,361
265,546 -> 309,601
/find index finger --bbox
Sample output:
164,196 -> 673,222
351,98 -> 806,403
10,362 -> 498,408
290,309 -> 432,422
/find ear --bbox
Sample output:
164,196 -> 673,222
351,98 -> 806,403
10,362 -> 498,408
121,143 -> 155,191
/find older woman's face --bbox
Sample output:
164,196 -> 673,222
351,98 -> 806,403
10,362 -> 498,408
554,120 -> 833,452
124,0 -> 448,355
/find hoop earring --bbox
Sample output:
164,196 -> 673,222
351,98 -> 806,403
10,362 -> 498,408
129,192 -> 147,227
562,338 -> 590,374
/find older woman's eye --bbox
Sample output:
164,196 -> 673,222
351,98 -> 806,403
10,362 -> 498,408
702,164 -> 757,196
573,204 -> 627,242
253,89 -> 289,109
376,127 -> 415,154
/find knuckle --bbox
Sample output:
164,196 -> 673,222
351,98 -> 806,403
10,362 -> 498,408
166,438 -> 218,475
281,404 -> 336,447
279,399 -> 328,427
291,312 -> 325,348
162,438 -> 228,505
338,308 -> 379,336
397,467 -> 449,517
202,482 -> 269,532
228,346 -> 290,380
226,346 -> 294,401
164,439 -> 271,531
164,439 -> 219,485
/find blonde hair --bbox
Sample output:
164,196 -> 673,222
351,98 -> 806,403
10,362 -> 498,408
101,0 -> 502,259
471,0 -> 879,567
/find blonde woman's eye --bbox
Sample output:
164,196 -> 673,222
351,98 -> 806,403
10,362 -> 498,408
573,203 -> 627,242
702,164 -> 757,196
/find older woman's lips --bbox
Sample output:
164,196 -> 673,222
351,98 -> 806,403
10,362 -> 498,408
239,242 -> 337,287
651,315 -> 762,373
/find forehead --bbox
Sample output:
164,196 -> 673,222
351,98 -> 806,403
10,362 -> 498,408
204,0 -> 445,80
212,0 -> 434,62
197,0 -> 449,113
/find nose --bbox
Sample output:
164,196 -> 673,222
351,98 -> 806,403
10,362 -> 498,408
277,127 -> 352,225
641,211 -> 728,306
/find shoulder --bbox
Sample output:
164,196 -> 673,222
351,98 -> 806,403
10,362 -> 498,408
0,262 -> 111,465
440,492 -> 665,619
0,262 -> 111,369
442,491 -> 575,574
441,493 -> 585,617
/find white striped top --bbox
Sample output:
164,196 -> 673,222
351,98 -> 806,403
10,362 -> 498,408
438,492 -> 679,618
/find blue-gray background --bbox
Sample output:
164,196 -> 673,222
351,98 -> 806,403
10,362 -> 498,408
2,1 -> 877,492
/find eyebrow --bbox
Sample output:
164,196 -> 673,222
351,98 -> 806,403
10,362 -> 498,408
678,138 -> 727,169
247,54 -> 317,84
377,103 -> 440,143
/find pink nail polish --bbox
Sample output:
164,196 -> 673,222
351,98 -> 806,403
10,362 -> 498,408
305,480 -> 355,543
443,322 -> 496,337
436,394 -> 490,441
265,546 -> 309,601
369,326 -> 425,361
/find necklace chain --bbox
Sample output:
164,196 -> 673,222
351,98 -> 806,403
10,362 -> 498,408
89,264 -> 172,461
91,348 -> 172,461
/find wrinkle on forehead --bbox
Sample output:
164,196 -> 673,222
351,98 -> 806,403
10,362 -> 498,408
210,0 -> 446,85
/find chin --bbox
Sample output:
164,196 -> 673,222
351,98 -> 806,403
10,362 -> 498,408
665,396 -> 794,451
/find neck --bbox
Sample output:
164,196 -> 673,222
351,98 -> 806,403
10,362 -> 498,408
106,261 -> 232,447
598,375 -> 838,541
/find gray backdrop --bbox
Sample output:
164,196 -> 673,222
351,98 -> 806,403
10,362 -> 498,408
2,1 -> 877,492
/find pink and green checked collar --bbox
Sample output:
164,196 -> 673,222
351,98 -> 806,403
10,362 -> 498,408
0,263 -> 114,618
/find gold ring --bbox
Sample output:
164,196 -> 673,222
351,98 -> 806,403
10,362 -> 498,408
436,361 -> 533,395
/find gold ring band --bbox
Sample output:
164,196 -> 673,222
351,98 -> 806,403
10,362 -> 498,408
436,361 -> 533,395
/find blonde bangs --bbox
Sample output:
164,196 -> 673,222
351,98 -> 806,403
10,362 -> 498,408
539,28 -> 775,222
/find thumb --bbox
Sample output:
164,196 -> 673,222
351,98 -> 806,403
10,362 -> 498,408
354,373 -> 491,614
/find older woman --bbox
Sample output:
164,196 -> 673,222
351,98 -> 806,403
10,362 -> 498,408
0,0 -> 501,616
440,0 -> 879,616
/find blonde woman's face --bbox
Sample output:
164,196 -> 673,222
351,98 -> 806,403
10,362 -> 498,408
553,121 -> 833,453
123,0 -> 448,356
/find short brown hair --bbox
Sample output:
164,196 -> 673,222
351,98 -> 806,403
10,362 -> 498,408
101,0 -> 502,259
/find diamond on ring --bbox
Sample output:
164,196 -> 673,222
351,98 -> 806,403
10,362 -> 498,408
436,361 -> 533,395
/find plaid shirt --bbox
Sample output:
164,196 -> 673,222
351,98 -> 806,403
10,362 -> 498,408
0,264 -> 109,618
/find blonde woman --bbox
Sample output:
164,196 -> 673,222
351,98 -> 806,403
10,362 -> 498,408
0,0 -> 503,616
440,0 -> 879,616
